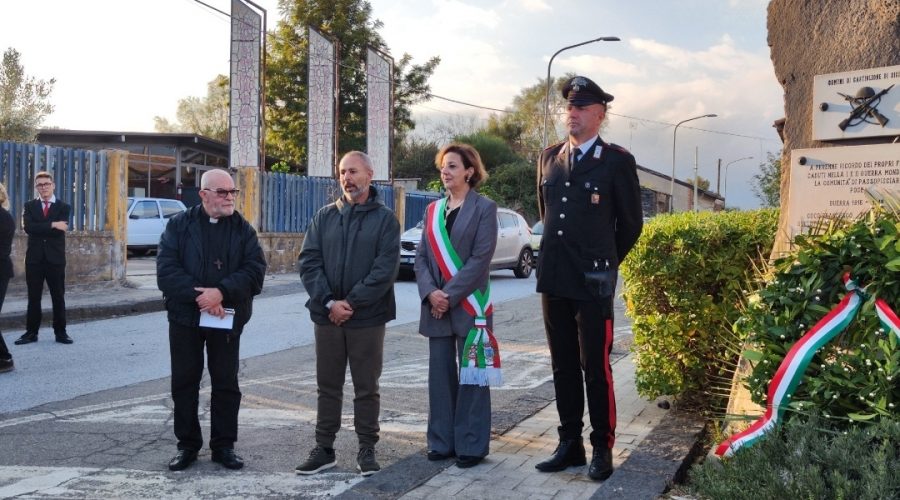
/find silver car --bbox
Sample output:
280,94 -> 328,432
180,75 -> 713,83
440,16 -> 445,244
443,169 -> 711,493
399,207 -> 535,279
127,197 -> 187,255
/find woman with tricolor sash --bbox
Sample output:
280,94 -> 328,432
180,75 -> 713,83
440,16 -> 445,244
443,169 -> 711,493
415,143 -> 501,469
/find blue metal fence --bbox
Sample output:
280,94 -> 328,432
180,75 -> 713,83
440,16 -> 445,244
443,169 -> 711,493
0,141 -> 109,231
404,191 -> 441,230
259,172 -> 396,233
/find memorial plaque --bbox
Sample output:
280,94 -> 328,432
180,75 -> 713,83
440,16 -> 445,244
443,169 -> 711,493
812,64 -> 900,141
787,143 -> 900,237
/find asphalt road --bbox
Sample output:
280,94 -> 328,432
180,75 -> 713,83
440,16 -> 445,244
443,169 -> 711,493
0,267 -> 597,498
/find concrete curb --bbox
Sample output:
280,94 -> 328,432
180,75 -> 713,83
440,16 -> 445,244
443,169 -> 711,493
590,411 -> 707,499
0,281 -> 303,331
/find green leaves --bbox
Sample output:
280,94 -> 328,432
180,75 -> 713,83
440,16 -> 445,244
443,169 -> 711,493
620,209 -> 778,408
740,206 -> 900,429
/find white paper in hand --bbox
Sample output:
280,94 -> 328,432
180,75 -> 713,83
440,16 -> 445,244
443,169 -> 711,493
199,308 -> 235,329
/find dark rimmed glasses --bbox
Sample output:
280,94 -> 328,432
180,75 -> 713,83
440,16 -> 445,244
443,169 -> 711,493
203,188 -> 240,198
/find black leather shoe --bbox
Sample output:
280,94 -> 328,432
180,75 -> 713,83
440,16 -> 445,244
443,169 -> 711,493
55,333 -> 74,344
535,438 -> 586,472
168,449 -> 198,471
212,448 -> 244,470
427,450 -> 453,461
455,455 -> 483,468
588,447 -> 614,481
14,332 -> 38,345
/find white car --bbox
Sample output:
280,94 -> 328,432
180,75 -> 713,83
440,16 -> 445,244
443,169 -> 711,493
530,221 -> 543,257
127,197 -> 187,255
400,207 -> 535,279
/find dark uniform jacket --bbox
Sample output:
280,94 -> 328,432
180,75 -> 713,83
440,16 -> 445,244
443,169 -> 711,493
536,137 -> 643,301
299,186 -> 400,328
23,198 -> 70,267
157,205 -> 267,329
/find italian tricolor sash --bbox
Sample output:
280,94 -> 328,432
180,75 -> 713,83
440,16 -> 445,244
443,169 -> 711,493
425,197 -> 502,386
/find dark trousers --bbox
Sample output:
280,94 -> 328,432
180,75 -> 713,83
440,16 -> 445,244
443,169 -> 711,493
0,275 -> 9,359
427,335 -> 491,458
25,262 -> 66,335
314,323 -> 385,449
169,322 -> 242,451
542,293 -> 617,449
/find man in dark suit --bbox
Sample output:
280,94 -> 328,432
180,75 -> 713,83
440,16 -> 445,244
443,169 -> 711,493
534,76 -> 643,481
15,171 -> 72,345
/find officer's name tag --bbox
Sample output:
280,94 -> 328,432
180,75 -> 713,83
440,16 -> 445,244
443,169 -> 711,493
591,193 -> 600,204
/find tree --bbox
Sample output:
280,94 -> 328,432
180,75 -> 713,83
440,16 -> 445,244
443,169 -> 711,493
393,136 -> 439,187
265,0 -> 439,169
687,176 -> 711,191
0,47 -> 55,142
752,151 -> 782,207
485,74 -> 571,163
453,130 -> 538,221
154,74 -> 229,142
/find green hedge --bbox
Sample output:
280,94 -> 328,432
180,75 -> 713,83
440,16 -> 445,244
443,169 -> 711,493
620,209 -> 778,409
689,416 -> 900,499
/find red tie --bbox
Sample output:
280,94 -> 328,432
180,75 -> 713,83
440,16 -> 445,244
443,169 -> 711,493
42,201 -> 50,218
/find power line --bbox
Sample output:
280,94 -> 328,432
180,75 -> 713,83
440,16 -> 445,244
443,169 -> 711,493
191,0 -> 778,143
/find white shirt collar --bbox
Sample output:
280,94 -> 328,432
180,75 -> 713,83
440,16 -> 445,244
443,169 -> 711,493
570,137 -> 600,157
38,195 -> 57,204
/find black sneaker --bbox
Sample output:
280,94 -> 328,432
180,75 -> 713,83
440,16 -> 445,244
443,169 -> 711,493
295,446 -> 336,475
357,447 -> 380,476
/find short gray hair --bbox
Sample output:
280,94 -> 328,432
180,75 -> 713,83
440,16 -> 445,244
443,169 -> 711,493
339,151 -> 374,172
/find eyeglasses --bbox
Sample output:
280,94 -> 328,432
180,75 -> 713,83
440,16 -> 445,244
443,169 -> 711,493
35,182 -> 53,188
203,188 -> 240,198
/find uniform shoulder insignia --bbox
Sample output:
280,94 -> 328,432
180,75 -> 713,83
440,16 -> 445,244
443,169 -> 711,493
607,143 -> 630,154
543,141 -> 566,153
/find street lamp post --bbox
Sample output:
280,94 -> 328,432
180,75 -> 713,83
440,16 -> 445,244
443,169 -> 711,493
542,37 -> 620,147
669,113 -> 717,213
723,156 -> 754,205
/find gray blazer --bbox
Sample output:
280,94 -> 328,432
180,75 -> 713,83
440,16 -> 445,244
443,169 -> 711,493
415,190 -> 498,338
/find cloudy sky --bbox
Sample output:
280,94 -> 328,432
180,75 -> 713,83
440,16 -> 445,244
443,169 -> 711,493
1,0 -> 782,209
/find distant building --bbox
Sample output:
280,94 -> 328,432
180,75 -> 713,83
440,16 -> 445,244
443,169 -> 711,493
37,129 -> 229,205
636,164 -> 724,215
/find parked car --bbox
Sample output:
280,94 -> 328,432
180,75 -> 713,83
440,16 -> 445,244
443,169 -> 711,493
399,207 -> 534,279
530,221 -> 543,258
127,197 -> 187,255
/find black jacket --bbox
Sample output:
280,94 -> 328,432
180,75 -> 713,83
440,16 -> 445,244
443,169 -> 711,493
157,205 -> 267,329
299,186 -> 400,328
536,138 -> 643,301
0,207 -> 14,279
23,198 -> 70,266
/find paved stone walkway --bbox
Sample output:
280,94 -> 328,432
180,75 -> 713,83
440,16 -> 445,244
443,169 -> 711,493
401,352 -> 667,499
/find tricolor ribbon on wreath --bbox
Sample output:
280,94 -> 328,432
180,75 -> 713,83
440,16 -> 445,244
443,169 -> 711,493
425,198 -> 502,387
715,273 -> 900,458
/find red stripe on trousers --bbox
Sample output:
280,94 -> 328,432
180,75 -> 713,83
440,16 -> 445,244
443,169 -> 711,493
605,318 -> 616,449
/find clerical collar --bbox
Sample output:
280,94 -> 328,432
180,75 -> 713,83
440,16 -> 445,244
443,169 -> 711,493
209,217 -> 219,224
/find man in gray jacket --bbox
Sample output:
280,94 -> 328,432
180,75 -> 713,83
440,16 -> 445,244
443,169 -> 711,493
297,151 -> 401,477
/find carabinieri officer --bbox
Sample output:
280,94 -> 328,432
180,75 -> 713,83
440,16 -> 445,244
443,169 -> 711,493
534,75 -> 643,481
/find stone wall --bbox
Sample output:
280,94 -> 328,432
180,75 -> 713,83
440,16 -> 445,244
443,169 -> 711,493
9,232 -> 120,291
258,233 -> 304,275
768,0 -> 900,252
